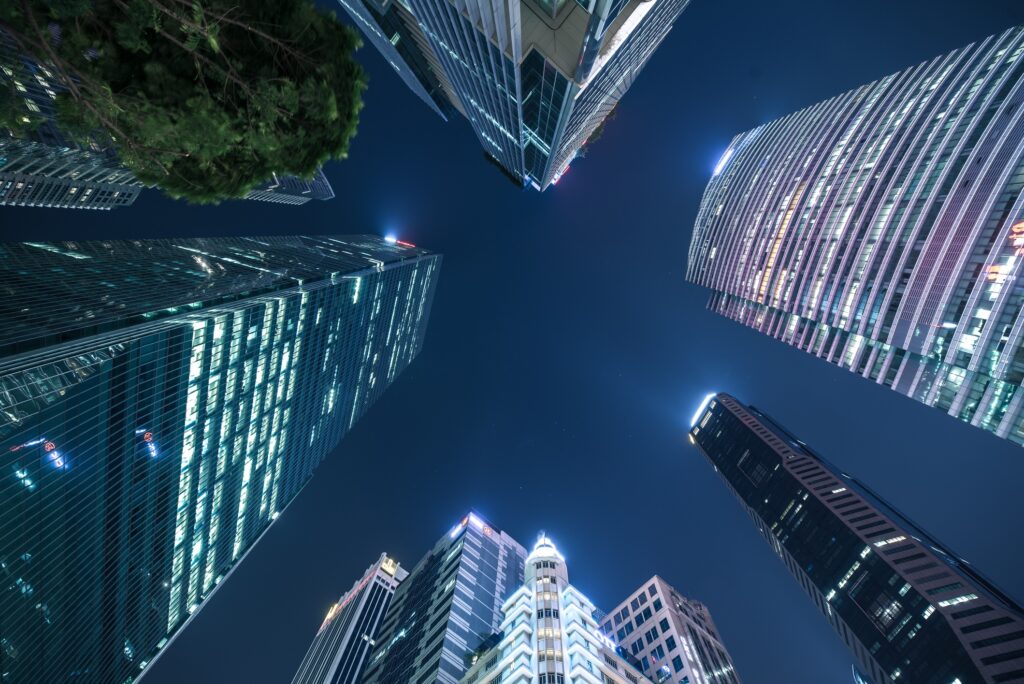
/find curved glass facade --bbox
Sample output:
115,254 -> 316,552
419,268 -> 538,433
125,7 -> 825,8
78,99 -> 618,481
687,26 -> 1024,446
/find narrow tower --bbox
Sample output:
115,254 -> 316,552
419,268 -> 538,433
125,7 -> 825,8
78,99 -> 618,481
362,512 -> 527,684
459,535 -> 654,684
689,392 -> 1024,683
292,554 -> 408,684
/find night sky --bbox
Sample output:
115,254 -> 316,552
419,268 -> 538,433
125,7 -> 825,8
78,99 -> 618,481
5,0 -> 1024,681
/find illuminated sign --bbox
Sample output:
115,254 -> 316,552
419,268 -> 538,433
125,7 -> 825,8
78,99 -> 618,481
46,450 -> 67,470
135,427 -> 159,458
450,513 -> 494,539
381,556 -> 399,576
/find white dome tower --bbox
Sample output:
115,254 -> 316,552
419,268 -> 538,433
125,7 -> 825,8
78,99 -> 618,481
460,531 -> 655,684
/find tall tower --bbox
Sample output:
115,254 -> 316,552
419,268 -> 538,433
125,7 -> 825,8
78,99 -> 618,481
689,392 -> 1024,684
0,236 -> 440,683
292,553 -> 409,684
686,26 -> 1024,446
459,534 -> 655,684
362,512 -> 527,684
337,0 -> 691,190
246,169 -> 337,206
600,576 -> 741,684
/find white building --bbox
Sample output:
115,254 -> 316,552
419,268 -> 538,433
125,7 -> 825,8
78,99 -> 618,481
460,535 -> 654,684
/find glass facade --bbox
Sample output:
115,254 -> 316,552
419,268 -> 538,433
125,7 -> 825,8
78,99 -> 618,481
687,26 -> 1024,446
292,554 -> 408,684
0,236 -> 440,683
362,512 -> 527,684
335,0 -> 456,121
542,0 -> 691,188
245,169 -> 337,205
690,393 -> 1024,684
339,0 -> 691,190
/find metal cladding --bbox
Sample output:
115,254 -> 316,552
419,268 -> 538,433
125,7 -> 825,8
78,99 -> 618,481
687,26 -> 1024,445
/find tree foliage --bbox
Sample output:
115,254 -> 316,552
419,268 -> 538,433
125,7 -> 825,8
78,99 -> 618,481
1,0 -> 366,202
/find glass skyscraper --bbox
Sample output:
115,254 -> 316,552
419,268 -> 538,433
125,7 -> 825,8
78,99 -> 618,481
689,392 -> 1024,684
686,26 -> 1024,446
362,512 -> 528,684
292,553 -> 409,684
459,535 -> 654,684
0,236 -> 440,682
601,576 -> 741,684
337,0 -> 690,190
245,169 -> 337,205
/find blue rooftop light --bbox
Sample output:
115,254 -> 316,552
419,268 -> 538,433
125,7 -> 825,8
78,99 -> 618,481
690,392 -> 717,428
713,148 -> 734,176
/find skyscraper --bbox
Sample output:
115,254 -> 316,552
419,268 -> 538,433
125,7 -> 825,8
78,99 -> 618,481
362,512 -> 528,684
292,553 -> 409,684
246,169 -> 337,205
689,392 -> 1024,684
0,236 -> 440,683
0,30 -> 334,209
459,535 -> 655,684
600,576 -> 741,684
686,26 -> 1024,446
337,0 -> 691,190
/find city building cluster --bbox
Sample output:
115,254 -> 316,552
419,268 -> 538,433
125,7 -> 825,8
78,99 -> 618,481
0,1 -> 1022,682
293,517 -> 740,684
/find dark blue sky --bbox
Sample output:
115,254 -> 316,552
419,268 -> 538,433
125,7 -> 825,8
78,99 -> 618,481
6,0 -> 1024,681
